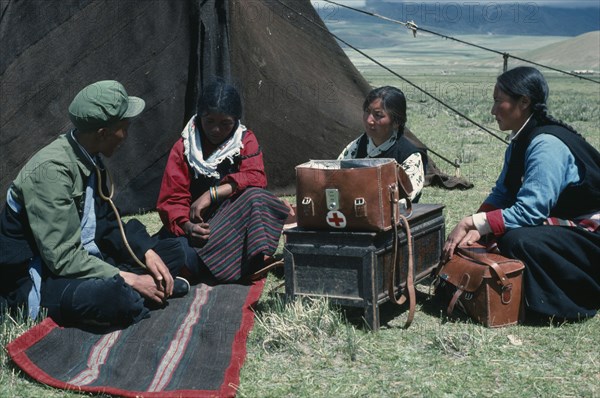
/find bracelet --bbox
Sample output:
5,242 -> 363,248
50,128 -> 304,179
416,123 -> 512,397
209,186 -> 219,204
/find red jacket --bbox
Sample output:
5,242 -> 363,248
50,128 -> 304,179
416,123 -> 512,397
157,130 -> 267,235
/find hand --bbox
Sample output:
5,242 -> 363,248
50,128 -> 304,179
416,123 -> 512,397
442,216 -> 482,262
119,271 -> 167,304
189,184 -> 235,222
184,221 -> 211,247
144,249 -> 174,297
281,199 -> 295,217
190,192 -> 212,223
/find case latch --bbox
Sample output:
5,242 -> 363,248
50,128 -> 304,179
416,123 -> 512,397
325,189 -> 339,211
354,197 -> 367,217
301,197 -> 314,217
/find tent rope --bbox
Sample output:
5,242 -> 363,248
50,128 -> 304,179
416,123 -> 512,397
323,0 -> 600,84
276,0 -> 508,174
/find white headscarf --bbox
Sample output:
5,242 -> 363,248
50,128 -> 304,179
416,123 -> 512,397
181,115 -> 245,178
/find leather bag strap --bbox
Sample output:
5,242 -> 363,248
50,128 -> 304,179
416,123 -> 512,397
455,247 -> 511,288
386,186 -> 415,329
446,273 -> 469,315
395,163 -> 413,215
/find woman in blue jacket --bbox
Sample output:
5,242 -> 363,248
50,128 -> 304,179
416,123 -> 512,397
443,66 -> 600,320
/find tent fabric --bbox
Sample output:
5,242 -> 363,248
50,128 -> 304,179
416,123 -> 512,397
7,280 -> 265,398
0,0 -> 471,215
1,0 -> 193,214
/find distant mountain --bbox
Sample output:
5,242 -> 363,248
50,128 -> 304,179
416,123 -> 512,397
316,1 -> 600,37
525,31 -> 600,69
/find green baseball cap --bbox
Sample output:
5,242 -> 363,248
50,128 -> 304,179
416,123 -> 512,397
68,80 -> 145,132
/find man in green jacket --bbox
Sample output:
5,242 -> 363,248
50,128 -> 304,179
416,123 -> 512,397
0,80 -> 188,326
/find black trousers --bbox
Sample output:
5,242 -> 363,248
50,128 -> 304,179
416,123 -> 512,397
498,225 -> 600,320
1,239 -> 185,327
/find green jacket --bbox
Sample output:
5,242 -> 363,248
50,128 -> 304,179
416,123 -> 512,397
9,134 -> 120,279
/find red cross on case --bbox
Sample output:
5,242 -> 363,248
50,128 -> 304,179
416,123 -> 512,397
326,210 -> 347,229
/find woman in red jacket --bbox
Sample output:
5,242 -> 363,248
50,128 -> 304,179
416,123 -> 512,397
157,80 -> 289,282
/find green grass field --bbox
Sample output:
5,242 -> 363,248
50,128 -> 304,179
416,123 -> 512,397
236,70 -> 600,397
2,33 -> 599,397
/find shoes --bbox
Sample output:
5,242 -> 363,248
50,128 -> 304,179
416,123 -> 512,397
172,276 -> 190,298
249,257 -> 284,281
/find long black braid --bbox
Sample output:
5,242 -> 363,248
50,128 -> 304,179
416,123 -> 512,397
531,102 -> 582,138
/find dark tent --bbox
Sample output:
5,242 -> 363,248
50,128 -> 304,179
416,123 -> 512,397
0,0 -> 470,214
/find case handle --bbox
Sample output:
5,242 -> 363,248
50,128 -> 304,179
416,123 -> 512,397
455,247 -> 510,288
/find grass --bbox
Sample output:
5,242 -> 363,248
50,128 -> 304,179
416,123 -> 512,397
2,43 -> 600,397
240,292 -> 600,397
242,67 -> 600,397
0,310 -> 82,398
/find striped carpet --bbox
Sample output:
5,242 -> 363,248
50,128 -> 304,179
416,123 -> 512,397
7,280 -> 264,398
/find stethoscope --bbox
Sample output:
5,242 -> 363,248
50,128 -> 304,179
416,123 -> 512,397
95,165 -> 147,269
71,129 -> 147,270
